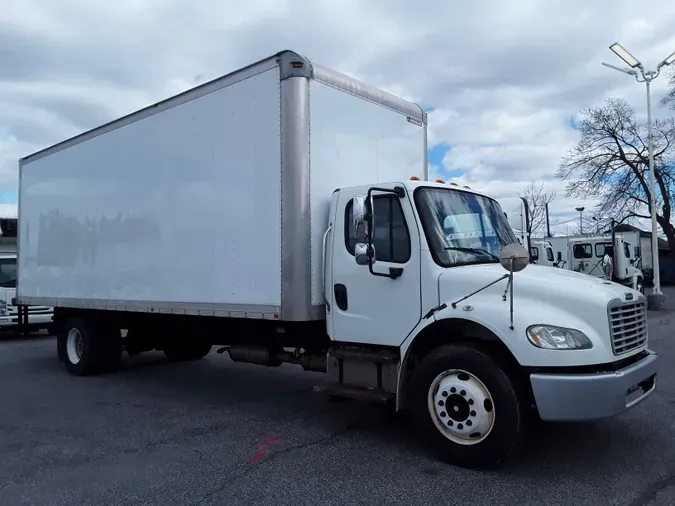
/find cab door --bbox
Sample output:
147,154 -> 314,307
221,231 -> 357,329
329,184 -> 422,346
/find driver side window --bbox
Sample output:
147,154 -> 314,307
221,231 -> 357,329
345,196 -> 411,264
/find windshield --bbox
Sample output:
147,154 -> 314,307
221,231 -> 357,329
414,187 -> 519,267
0,258 -> 16,288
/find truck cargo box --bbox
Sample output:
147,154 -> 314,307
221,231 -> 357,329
17,50 -> 428,322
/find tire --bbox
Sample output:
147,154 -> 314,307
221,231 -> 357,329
163,340 -> 212,362
408,343 -> 526,469
57,316 -> 122,376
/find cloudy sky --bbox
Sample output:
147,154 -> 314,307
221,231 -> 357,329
3,0 -> 675,234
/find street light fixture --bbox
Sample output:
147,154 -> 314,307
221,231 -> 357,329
609,42 -> 641,68
602,41 -> 675,307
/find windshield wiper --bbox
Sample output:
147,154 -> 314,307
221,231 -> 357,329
444,247 -> 499,261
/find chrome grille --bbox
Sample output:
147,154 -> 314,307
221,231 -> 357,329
608,301 -> 647,355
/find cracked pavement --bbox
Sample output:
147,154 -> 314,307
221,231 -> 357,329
1,289 -> 674,506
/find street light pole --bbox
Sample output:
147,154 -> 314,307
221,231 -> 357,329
575,206 -> 585,234
645,76 -> 659,295
602,42 -> 675,306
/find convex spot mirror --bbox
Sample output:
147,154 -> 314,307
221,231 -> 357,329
500,244 -> 529,273
355,243 -> 376,266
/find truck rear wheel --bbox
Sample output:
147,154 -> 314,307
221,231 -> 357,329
57,316 -> 122,376
408,343 -> 525,469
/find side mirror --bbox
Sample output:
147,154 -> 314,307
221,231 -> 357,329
355,243 -> 376,265
353,194 -> 373,267
352,195 -> 369,237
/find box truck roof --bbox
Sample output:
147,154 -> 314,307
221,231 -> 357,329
20,50 -> 427,166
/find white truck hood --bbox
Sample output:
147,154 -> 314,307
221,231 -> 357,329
439,263 -> 635,304
436,263 -> 644,366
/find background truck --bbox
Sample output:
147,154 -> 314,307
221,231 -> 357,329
547,233 -> 644,293
0,217 -> 53,332
16,50 -> 657,469
529,239 -> 562,268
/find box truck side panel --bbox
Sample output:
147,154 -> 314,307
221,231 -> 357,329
307,78 -> 426,306
18,65 -> 283,317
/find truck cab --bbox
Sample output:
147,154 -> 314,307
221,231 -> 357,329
569,235 -> 644,293
322,178 -> 655,467
529,239 -> 558,267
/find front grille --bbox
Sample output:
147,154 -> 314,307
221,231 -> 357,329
608,301 -> 648,355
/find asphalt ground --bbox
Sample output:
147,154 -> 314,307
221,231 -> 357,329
1,291 -> 674,506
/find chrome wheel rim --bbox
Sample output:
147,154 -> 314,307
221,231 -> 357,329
427,369 -> 495,445
66,329 -> 83,364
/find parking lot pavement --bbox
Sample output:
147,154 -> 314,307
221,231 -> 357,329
1,302 -> 674,506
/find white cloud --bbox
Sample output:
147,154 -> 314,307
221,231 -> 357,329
2,0 -> 675,230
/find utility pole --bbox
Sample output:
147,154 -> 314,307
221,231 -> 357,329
545,203 -> 551,237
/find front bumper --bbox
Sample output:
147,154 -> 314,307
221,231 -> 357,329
530,350 -> 658,421
0,313 -> 54,328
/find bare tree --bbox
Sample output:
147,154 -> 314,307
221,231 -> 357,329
556,98 -> 675,255
519,181 -> 556,237
661,68 -> 675,110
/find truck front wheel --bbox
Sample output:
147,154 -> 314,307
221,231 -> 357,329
408,343 -> 525,469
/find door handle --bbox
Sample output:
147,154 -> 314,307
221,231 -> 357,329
334,284 -> 348,311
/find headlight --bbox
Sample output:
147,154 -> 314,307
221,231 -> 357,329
526,325 -> 593,350
0,300 -> 7,316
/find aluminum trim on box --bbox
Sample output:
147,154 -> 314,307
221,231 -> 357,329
311,63 -> 426,124
280,75 -> 312,321
16,297 -> 281,320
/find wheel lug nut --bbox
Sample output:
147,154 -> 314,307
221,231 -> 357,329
447,420 -> 453,426
466,420 -> 473,426
468,399 -> 474,405
460,390 -> 466,396
438,400 -> 444,406
457,423 -> 463,430
450,387 -> 456,393
440,411 -> 446,418
441,391 -> 448,397
470,410 -> 476,417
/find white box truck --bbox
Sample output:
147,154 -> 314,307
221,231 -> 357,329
16,50 -> 658,469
